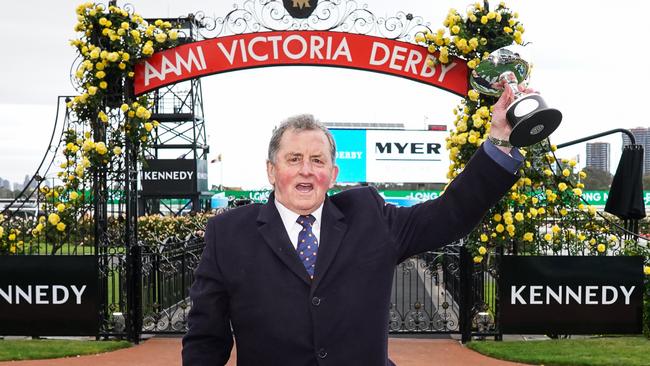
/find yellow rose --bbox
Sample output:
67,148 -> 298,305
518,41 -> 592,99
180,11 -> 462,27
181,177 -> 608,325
99,81 -> 108,89
98,111 -> 109,123
480,16 -> 488,24
644,266 -> 650,275
473,256 -> 484,264
523,232 -> 534,242
493,213 -> 502,222
468,89 -> 479,101
120,103 -> 129,112
544,169 -> 552,177
480,234 -> 488,242
88,86 -> 98,95
562,169 -> 570,177
57,222 -> 66,232
155,32 -> 168,43
503,26 -> 513,33
544,233 -> 552,241
597,244 -> 606,253
579,171 -> 587,179
573,188 -> 582,196
70,191 -> 79,200
169,30 -> 178,40
107,52 -> 120,62
478,246 -> 487,255
96,71 -> 106,79
560,208 -> 568,216
121,21 -> 130,30
8,233 -> 16,241
95,142 -> 108,155
56,203 -> 66,212
113,146 -> 122,155
558,182 -> 567,192
495,224 -> 504,233
514,212 -> 524,222
451,25 -> 460,34
48,213 -> 61,225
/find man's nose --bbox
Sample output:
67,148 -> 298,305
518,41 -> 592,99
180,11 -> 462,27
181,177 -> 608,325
298,160 -> 314,175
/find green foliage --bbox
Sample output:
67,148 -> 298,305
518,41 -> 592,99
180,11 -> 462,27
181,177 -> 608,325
0,339 -> 130,362
468,336 -> 650,366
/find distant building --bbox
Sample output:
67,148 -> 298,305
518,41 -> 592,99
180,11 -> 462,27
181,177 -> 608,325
622,127 -> 650,174
586,142 -> 610,172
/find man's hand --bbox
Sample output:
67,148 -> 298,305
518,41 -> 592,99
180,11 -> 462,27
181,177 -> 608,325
490,83 -> 533,154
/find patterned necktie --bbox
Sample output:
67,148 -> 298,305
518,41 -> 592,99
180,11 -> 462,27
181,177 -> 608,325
296,214 -> 318,278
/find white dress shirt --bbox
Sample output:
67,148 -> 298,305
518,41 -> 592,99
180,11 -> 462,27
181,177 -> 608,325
274,199 -> 323,250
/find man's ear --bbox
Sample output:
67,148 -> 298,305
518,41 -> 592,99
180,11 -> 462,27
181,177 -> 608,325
329,164 -> 339,188
266,160 -> 276,186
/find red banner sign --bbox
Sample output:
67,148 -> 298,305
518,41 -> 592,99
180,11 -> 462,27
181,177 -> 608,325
134,31 -> 469,96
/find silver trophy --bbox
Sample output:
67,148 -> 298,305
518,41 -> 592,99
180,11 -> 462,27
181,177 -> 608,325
470,46 -> 562,147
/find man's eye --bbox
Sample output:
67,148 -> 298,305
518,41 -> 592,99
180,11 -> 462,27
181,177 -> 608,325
289,156 -> 300,163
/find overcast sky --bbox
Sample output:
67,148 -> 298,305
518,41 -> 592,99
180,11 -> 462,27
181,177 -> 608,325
1,0 -> 648,189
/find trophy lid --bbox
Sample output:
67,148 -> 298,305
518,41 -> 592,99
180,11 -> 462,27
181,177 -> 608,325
469,47 -> 530,96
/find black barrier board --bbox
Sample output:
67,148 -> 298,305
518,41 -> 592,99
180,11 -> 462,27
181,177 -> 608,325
141,159 -> 207,195
499,256 -> 644,334
0,256 -> 98,336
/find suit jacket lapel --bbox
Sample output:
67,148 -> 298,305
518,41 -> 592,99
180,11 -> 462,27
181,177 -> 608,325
312,196 -> 347,290
257,194 -> 311,286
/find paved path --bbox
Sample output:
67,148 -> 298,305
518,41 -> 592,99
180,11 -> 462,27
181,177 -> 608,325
0,337 -> 530,366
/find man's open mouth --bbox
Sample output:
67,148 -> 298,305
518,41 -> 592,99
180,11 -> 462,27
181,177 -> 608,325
296,183 -> 313,193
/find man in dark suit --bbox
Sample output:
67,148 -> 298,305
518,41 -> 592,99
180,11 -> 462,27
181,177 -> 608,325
183,87 -> 524,365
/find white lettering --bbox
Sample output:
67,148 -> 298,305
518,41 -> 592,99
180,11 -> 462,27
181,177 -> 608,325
283,34 -> 308,60
404,50 -> 422,74
529,285 -> 543,305
438,62 -> 457,82
566,286 -> 582,304
369,42 -> 390,66
310,36 -> 325,59
71,285 -> 87,305
420,55 -> 436,77
546,286 -> 562,304
217,40 -> 238,64
388,46 -> 407,71
16,286 -> 32,304
602,286 -> 618,305
332,37 -> 352,62
36,285 -> 49,305
52,285 -> 69,305
511,286 -> 526,305
0,287 -> 11,303
585,285 -> 599,305
620,286 -> 635,305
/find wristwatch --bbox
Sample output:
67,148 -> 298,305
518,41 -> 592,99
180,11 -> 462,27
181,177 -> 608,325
488,135 -> 513,148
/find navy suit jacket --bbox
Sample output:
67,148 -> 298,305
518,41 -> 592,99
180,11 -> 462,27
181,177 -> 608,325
182,145 -> 518,366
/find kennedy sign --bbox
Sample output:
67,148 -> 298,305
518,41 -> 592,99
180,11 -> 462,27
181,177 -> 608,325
141,159 -> 208,195
134,31 -> 468,96
500,256 -> 644,334
0,256 -> 98,336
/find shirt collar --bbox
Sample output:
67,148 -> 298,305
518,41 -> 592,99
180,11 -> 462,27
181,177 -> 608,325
274,198 -> 323,231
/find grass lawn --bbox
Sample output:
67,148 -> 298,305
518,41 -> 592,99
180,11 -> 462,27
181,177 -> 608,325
0,339 -> 131,361
467,336 -> 650,366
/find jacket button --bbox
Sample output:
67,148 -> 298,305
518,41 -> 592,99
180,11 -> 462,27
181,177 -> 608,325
317,348 -> 327,358
312,296 -> 321,306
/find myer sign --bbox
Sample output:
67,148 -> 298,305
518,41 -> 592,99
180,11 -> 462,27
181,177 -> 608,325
141,159 -> 208,195
330,129 -> 449,183
500,256 -> 644,334
0,256 -> 98,336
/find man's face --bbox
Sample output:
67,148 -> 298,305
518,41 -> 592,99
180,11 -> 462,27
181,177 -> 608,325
267,128 -> 339,215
